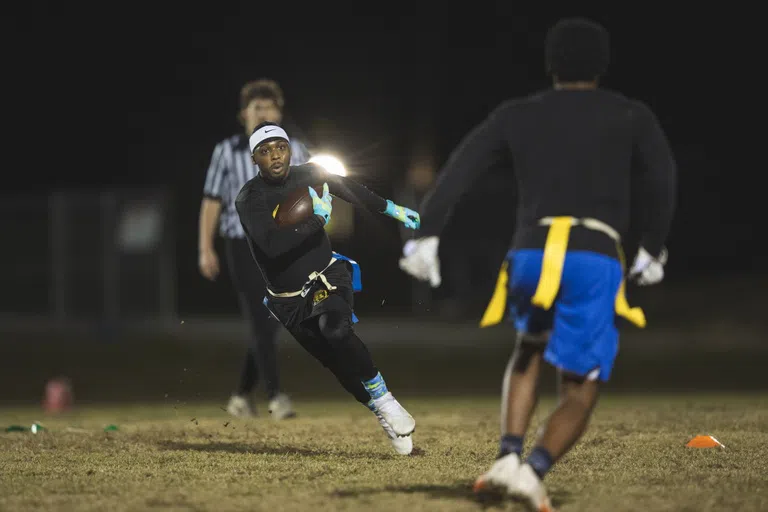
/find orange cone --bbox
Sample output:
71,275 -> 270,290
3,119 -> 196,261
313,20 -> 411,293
686,435 -> 725,448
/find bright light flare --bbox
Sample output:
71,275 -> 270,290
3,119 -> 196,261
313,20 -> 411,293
309,154 -> 348,177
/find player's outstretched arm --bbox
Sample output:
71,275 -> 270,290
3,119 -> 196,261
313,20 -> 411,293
628,102 -> 677,286
399,102 -> 512,287
631,102 -> 677,260
382,199 -> 420,229
418,102 -> 513,238
236,190 -> 324,259
309,164 -> 420,229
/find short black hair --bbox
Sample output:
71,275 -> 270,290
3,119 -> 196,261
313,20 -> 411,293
545,17 -> 610,82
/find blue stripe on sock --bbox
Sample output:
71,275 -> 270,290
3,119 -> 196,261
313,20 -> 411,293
362,372 -> 388,400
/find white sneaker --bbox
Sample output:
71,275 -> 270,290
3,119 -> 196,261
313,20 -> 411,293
370,392 -> 415,436
373,409 -> 413,455
226,394 -> 254,418
268,393 -> 296,421
508,463 -> 555,512
473,453 -> 521,496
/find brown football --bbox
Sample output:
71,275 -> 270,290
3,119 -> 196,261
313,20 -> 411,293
274,185 -> 324,227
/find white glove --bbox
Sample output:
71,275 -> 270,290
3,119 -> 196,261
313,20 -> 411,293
629,246 -> 668,286
399,236 -> 441,287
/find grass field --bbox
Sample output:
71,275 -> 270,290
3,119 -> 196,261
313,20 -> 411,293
2,393 -> 767,511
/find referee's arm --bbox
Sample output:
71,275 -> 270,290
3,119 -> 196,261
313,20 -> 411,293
199,142 -> 227,280
199,199 -> 222,249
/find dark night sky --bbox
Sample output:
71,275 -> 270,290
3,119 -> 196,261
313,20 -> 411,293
4,11 -> 755,315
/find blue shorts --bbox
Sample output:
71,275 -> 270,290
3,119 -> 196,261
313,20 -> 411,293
508,249 -> 623,382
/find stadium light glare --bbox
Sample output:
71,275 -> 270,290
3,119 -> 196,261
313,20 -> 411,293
309,154 -> 348,177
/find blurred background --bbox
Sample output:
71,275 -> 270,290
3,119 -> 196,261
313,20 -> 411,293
1,11 -> 763,406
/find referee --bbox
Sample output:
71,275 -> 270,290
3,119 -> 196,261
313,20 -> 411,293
199,79 -> 311,419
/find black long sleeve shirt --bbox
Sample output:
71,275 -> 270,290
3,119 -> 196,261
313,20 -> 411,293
419,88 -> 677,259
235,163 -> 388,293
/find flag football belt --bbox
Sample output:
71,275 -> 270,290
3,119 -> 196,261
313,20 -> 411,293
479,216 -> 646,329
267,257 -> 338,299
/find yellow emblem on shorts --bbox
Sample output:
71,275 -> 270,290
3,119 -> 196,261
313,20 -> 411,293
272,204 -> 279,218
313,289 -> 328,305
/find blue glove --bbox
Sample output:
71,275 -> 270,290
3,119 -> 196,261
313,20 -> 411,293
384,199 -> 420,229
308,183 -> 333,225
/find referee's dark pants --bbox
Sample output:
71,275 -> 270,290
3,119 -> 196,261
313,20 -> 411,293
224,238 -> 282,400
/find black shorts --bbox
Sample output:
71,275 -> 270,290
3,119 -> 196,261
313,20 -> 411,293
265,260 -> 355,334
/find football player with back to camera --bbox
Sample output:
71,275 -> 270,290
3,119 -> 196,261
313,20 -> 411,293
399,18 -> 676,510
235,121 -> 421,455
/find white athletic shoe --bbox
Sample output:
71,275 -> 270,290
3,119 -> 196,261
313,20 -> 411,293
268,393 -> 296,421
508,463 -> 555,512
370,392 -> 415,436
373,409 -> 413,455
473,452 -> 521,496
226,394 -> 254,418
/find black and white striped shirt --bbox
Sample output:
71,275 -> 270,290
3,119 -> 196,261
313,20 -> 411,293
203,134 -> 311,238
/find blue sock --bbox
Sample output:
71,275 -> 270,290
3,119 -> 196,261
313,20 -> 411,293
499,434 -> 524,459
526,446 -> 554,480
365,399 -> 376,411
362,372 -> 389,400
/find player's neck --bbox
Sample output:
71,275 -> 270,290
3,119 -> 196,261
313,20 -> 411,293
553,80 -> 598,90
259,171 -> 290,186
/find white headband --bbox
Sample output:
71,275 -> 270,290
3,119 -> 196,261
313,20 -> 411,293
249,125 -> 290,153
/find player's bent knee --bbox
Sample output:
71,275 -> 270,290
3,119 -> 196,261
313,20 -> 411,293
317,313 -> 352,345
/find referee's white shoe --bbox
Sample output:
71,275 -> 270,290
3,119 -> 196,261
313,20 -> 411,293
226,394 -> 254,418
268,393 -> 296,421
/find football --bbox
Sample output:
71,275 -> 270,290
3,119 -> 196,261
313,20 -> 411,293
274,185 -> 324,227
